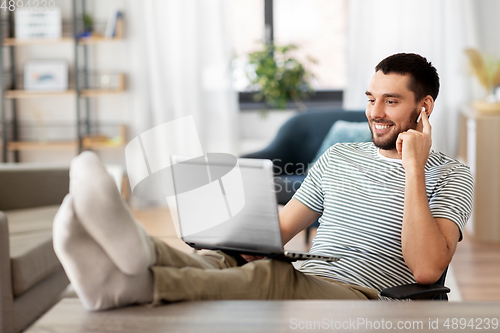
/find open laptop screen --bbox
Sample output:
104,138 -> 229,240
171,154 -> 283,253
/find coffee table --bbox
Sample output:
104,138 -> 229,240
26,298 -> 500,332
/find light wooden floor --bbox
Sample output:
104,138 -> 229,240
452,234 -> 500,301
133,207 -> 500,301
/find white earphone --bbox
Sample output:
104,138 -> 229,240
417,107 -> 425,123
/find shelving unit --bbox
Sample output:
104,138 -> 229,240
2,37 -> 74,46
79,36 -> 123,44
0,1 -> 126,162
2,35 -> 122,46
7,141 -> 77,150
4,72 -> 125,99
5,90 -> 77,99
3,123 -> 125,151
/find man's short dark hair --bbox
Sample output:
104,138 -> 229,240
375,53 -> 440,102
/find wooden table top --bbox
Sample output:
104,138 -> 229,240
26,298 -> 500,333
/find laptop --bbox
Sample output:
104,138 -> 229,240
170,153 -> 340,263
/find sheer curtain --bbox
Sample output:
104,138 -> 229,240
125,0 -> 238,155
343,0 -> 478,156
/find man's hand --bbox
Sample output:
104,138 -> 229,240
396,110 -> 432,172
240,254 -> 265,262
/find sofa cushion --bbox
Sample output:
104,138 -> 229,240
6,205 -> 62,297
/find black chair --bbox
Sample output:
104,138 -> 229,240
241,109 -> 451,301
380,267 -> 450,300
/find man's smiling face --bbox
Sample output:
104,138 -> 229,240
365,71 -> 420,152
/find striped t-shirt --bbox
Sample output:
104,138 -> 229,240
293,142 -> 474,295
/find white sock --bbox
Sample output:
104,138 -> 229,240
53,194 -> 154,311
70,151 -> 156,276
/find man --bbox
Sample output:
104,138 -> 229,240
54,53 -> 473,310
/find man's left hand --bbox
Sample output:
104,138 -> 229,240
396,110 -> 432,172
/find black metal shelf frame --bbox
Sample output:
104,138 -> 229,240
0,11 -> 19,162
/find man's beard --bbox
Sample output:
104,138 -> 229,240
370,107 -> 419,150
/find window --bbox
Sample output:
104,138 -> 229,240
229,1 -> 265,93
274,0 -> 347,90
229,0 -> 347,108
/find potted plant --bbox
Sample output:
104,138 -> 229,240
246,43 -> 315,111
465,48 -> 500,113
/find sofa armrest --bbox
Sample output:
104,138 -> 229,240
0,212 -> 15,333
0,166 -> 69,210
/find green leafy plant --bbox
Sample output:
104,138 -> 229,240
246,43 -> 315,110
83,14 -> 94,33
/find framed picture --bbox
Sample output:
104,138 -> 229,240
24,60 -> 68,91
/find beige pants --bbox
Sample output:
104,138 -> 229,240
150,237 -> 379,305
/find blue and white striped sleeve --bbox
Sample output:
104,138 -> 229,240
292,147 -> 331,214
428,165 -> 474,241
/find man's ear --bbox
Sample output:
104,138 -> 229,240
421,96 -> 434,118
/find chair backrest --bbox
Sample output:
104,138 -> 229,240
267,109 -> 366,174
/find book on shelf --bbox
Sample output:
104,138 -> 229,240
105,10 -> 123,38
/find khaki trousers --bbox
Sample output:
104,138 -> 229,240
149,237 -> 379,305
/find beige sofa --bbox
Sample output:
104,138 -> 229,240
0,165 -> 70,333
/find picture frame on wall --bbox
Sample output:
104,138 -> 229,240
24,60 -> 69,91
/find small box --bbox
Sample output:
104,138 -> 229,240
15,8 -> 62,39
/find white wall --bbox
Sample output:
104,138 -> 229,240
475,0 -> 500,55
